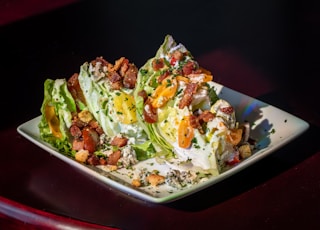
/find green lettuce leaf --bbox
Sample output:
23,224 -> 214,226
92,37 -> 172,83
132,140 -> 156,161
38,79 -> 77,156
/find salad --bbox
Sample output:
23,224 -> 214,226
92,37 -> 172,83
39,57 -> 156,170
39,35 -> 254,189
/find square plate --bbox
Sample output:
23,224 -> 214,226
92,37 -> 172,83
17,82 -> 309,203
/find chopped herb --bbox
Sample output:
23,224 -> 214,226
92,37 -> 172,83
140,69 -> 148,75
176,88 -> 183,95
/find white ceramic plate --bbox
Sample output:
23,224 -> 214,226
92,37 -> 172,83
17,82 -> 309,203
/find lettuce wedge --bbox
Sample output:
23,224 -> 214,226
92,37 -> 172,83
38,78 -> 77,156
134,35 -> 243,175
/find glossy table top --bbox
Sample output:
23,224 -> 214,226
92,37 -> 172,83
1,0 -> 320,229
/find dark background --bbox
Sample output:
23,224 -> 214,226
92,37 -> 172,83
0,0 -> 319,128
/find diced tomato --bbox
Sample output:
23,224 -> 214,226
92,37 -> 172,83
170,57 -> 177,66
226,154 -> 240,166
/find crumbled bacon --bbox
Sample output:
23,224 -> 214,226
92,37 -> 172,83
111,136 -> 128,148
152,58 -> 164,71
109,72 -> 122,83
138,90 -> 148,103
171,50 -> 184,61
67,73 -> 87,110
90,56 -> 138,90
93,56 -> 109,67
107,150 -> 121,165
189,115 -> 200,129
198,110 -> 215,122
70,125 -> 82,138
87,154 -> 100,166
220,106 -> 234,114
182,61 -> 197,75
189,111 -> 215,134
157,70 -> 170,83
123,65 -> 138,89
179,83 -> 198,109
143,99 -> 158,123
88,120 -> 104,135
119,59 -> 129,76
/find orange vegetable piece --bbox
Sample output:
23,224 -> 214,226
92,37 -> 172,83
176,75 -> 190,83
226,128 -> 243,146
200,67 -> 214,82
45,105 -> 62,139
178,116 -> 194,148
151,76 -> 178,108
201,73 -> 213,82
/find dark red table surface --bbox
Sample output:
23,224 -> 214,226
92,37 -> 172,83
1,0 -> 320,229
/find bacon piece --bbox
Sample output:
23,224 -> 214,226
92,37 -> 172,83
182,61 -> 197,75
138,90 -> 148,103
189,115 -> 200,129
220,106 -> 234,114
107,150 -> 121,165
113,57 -> 125,72
70,125 -> 82,138
152,58 -> 164,71
87,154 -> 100,166
82,128 -> 99,153
198,110 -> 215,122
99,158 -> 108,165
123,65 -> 138,89
72,139 -> 84,151
143,99 -> 158,123
189,114 -> 205,134
109,72 -> 122,83
119,58 -> 129,76
108,71 -> 123,90
71,115 -> 86,128
157,71 -> 170,83
189,111 -> 215,134
67,73 -> 87,108
111,136 -> 128,148
88,120 -> 104,135
179,83 -> 198,109
171,50 -> 184,61
110,81 -> 123,90
93,56 -> 109,67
